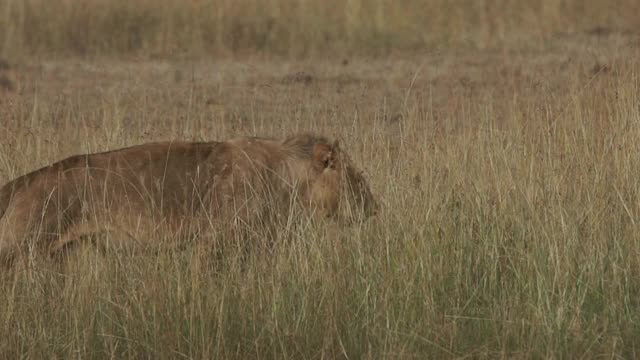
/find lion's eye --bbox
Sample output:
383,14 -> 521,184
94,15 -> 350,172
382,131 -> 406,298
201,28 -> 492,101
324,158 -> 337,169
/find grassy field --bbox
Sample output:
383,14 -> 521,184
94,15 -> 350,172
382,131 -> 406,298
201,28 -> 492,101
1,0 -> 640,358
2,0 -> 640,57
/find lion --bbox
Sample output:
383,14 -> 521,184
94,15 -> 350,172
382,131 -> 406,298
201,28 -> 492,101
0,133 -> 378,267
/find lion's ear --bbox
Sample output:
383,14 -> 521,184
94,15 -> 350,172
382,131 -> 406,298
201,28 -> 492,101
313,143 -> 335,169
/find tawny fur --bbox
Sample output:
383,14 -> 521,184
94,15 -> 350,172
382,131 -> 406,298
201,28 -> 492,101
0,133 -> 377,266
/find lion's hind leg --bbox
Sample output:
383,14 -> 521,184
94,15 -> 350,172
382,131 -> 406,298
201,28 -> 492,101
49,220 -> 142,261
49,221 -> 100,256
0,203 -> 44,269
0,192 -> 85,270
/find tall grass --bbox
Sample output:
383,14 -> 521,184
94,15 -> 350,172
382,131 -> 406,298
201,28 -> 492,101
1,0 -> 640,356
1,0 -> 640,58
1,47 -> 640,356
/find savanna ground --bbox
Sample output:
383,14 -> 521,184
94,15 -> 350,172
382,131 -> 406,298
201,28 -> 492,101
1,0 -> 640,358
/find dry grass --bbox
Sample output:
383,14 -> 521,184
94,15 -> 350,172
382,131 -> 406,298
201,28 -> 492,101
1,0 -> 640,358
1,0 -> 640,57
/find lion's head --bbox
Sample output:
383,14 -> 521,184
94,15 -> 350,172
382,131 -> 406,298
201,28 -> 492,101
282,134 -> 378,223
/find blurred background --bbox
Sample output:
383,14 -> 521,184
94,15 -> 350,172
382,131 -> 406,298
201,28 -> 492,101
2,0 -> 639,58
